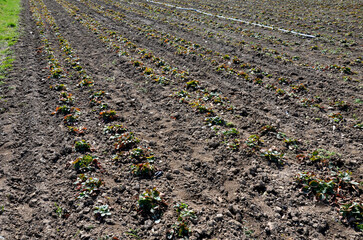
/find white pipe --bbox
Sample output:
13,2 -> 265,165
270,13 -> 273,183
145,0 -> 316,38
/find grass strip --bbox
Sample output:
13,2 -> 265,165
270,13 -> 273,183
0,0 -> 21,79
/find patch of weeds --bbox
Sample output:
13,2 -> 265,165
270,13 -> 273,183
137,188 -> 167,221
131,162 -> 155,178
0,205 -> 4,215
100,110 -> 118,122
261,148 -> 284,165
74,174 -> 103,199
74,140 -> 92,153
114,132 -> 140,151
94,204 -> 111,220
329,112 -> 343,122
355,99 -> 363,105
245,135 -> 263,151
103,124 -> 127,134
340,201 -> 363,231
354,123 -> 363,129
72,155 -> 101,172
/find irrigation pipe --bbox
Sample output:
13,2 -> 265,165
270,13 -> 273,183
145,0 -> 316,38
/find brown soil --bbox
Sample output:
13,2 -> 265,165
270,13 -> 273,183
0,0 -> 362,239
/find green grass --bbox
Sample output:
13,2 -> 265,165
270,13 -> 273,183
0,0 -> 21,79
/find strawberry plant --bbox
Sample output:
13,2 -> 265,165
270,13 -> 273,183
222,128 -> 239,136
77,78 -> 94,87
67,126 -> 87,135
114,132 -> 140,151
72,155 -> 100,172
52,105 -> 79,115
137,188 -> 167,220
260,125 -> 277,135
90,90 -> 105,105
74,174 -> 103,199
295,171 -> 361,202
94,204 -> 111,220
127,147 -> 155,163
51,84 -> 67,91
186,80 -> 199,90
333,100 -> 350,111
74,140 -> 92,153
329,112 -> 343,122
261,148 -> 284,165
103,124 -> 128,134
205,116 -> 229,126
63,113 -> 78,125
167,202 -> 196,239
245,135 -> 263,151
340,201 -> 363,231
100,110 -> 118,122
59,92 -> 74,105
131,162 -> 155,178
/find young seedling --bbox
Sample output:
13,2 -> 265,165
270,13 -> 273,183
72,155 -> 101,172
67,126 -> 87,135
329,112 -> 343,122
127,147 -> 155,163
59,92 -> 74,105
77,78 -> 94,87
186,80 -> 199,90
260,125 -> 277,135
51,84 -> 67,91
103,124 -> 128,134
63,113 -> 79,126
167,203 -> 196,239
222,128 -> 239,136
52,106 -> 80,115
90,90 -> 105,106
74,174 -> 103,199
74,140 -> 92,153
261,148 -> 284,165
205,116 -> 226,126
245,135 -> 263,151
114,132 -> 140,151
137,188 -> 167,221
100,110 -> 118,122
94,204 -> 111,220
340,201 -> 363,231
131,162 -> 155,178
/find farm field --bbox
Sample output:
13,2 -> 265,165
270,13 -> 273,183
0,0 -> 362,239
